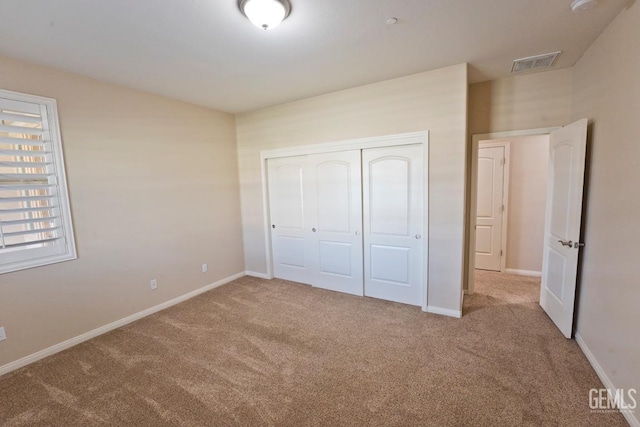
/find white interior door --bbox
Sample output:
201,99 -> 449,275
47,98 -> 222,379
306,150 -> 363,296
362,145 -> 424,306
268,156 -> 313,285
475,146 -> 505,271
540,119 -> 588,338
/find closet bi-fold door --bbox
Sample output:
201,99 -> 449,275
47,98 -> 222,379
268,151 -> 363,295
268,155 -> 312,285
362,145 -> 424,306
307,150 -> 363,295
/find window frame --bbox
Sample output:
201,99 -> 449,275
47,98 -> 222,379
0,88 -> 77,274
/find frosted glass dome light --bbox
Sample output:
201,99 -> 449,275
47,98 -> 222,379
240,0 -> 291,30
571,0 -> 598,12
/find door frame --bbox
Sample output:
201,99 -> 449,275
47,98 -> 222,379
473,141 -> 511,274
259,131 -> 430,310
467,127 -> 559,295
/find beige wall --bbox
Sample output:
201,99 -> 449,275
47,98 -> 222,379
506,135 -> 549,272
236,64 -> 468,313
497,135 -> 549,272
571,2 -> 640,420
469,68 -> 573,136
0,56 -> 245,367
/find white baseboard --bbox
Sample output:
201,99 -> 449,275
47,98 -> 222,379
0,271 -> 246,377
426,306 -> 462,318
505,268 -> 542,277
575,333 -> 639,427
245,270 -> 272,280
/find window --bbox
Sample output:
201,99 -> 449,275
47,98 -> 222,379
0,89 -> 76,274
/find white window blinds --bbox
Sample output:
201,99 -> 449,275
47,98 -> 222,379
0,89 -> 76,274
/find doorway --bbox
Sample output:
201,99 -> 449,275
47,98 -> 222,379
468,129 -> 555,295
468,120 -> 589,339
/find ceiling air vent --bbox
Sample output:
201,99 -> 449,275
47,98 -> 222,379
511,51 -> 561,73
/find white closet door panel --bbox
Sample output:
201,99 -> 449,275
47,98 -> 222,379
268,156 -> 313,285
316,161 -> 351,232
308,150 -> 363,296
369,158 -> 410,236
319,242 -> 352,276
273,165 -> 305,229
370,243 -> 410,284
363,145 -> 424,306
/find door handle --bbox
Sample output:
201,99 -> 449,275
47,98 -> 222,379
415,234 -> 422,240
558,239 -> 573,247
312,228 -> 317,232
574,242 -> 585,248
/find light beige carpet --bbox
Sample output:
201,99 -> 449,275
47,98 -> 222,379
0,271 -> 627,426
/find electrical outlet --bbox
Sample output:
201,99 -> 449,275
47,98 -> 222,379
150,279 -> 158,290
202,263 -> 208,273
0,327 -> 6,342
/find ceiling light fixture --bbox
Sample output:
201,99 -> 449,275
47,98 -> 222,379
571,0 -> 598,12
239,0 -> 291,30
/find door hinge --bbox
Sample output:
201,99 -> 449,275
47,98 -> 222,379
501,204 -> 505,212
500,250 -> 503,256
501,158 -> 506,165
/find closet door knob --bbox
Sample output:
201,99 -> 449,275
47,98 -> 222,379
355,231 -> 360,235
415,234 -> 422,240
312,228 -> 317,232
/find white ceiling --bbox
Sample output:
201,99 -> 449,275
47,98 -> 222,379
0,0 -> 628,113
